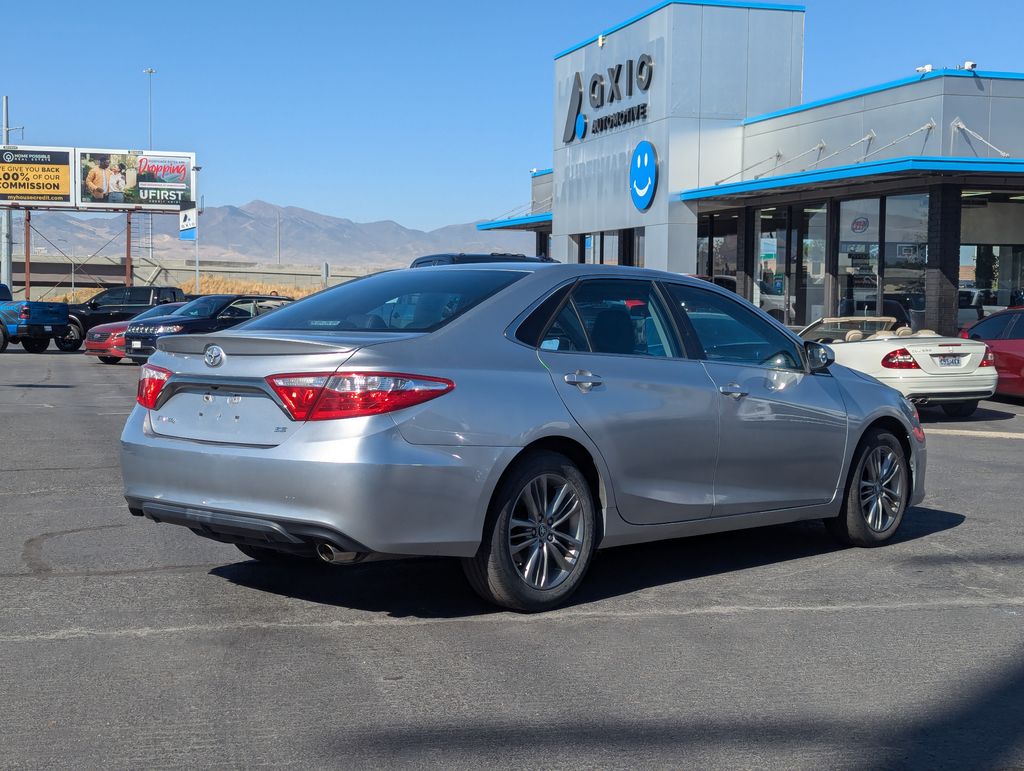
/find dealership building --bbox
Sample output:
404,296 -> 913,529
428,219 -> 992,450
479,0 -> 1024,335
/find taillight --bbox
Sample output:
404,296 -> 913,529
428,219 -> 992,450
958,328 -> 969,339
979,347 -> 996,367
19,305 -> 30,320
881,348 -> 920,369
266,372 -> 454,421
137,364 -> 172,409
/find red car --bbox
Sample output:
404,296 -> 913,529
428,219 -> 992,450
84,302 -> 185,364
961,307 -> 1024,396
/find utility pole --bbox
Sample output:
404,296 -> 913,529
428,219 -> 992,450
1,96 -> 13,289
144,68 -> 156,266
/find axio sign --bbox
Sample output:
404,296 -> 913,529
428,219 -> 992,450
562,54 -> 654,144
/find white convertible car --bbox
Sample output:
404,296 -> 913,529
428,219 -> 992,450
800,317 -> 997,418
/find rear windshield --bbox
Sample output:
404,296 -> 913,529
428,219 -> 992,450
241,269 -> 526,333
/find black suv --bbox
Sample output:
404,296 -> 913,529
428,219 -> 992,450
62,285 -> 187,351
410,253 -> 556,268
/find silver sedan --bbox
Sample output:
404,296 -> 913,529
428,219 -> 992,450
121,264 -> 926,612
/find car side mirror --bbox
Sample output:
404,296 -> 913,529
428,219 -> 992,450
88,300 -> 98,309
805,341 -> 834,372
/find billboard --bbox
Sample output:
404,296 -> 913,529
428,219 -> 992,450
0,145 -> 75,206
77,149 -> 196,211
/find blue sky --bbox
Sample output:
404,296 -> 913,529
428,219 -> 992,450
6,0 -> 1023,230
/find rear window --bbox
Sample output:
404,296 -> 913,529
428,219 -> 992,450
241,269 -> 526,333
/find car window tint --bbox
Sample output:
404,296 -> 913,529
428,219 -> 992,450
1004,314 -> 1024,340
241,269 -> 525,333
969,313 -> 1013,340
94,288 -> 126,306
540,303 -> 590,352
665,283 -> 802,370
516,284 -> 573,347
124,287 -> 152,304
222,300 -> 256,318
569,279 -> 679,358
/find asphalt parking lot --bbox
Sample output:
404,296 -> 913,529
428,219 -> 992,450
1,350 -> 1022,769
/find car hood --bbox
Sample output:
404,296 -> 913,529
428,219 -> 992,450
88,321 -> 129,335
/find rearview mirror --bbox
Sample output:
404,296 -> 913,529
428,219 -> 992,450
805,341 -> 834,372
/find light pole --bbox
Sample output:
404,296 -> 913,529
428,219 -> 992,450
192,166 -> 202,292
143,68 -> 156,267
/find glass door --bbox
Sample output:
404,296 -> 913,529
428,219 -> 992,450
838,198 -> 881,317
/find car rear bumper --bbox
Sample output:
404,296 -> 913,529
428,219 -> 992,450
878,372 -> 997,403
120,406 -> 516,557
17,323 -> 70,339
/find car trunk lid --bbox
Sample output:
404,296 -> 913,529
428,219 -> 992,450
903,338 -> 988,375
147,331 -> 422,446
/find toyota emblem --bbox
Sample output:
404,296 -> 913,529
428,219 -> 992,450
204,345 -> 225,368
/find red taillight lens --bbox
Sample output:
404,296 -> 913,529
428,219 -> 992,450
19,305 -> 30,320
958,328 -> 970,339
137,364 -> 172,409
979,347 -> 996,367
266,372 -> 454,421
881,348 -> 920,369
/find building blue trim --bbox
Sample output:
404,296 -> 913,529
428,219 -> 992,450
743,69 -> 1024,125
554,0 -> 804,60
477,212 -> 553,231
679,156 -> 1024,201
531,168 -> 553,177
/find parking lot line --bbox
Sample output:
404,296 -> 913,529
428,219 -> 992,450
925,428 -> 1024,440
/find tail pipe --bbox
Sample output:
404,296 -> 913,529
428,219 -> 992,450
315,542 -> 364,565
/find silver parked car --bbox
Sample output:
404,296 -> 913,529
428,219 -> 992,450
121,264 -> 927,612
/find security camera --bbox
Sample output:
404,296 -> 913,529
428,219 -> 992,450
964,60 -> 977,71
915,64 -> 933,73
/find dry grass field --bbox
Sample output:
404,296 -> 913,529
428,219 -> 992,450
50,278 -> 326,304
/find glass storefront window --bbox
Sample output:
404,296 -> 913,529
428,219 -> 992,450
961,190 -> 1024,326
697,215 -> 710,276
838,198 -> 880,318
755,208 -> 788,321
712,213 -> 739,282
883,193 -> 928,329
801,205 -> 827,324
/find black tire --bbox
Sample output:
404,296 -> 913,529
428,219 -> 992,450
825,428 -> 910,547
21,338 -> 49,353
54,324 -> 83,352
235,543 -> 312,565
0,328 -> 8,353
98,356 -> 121,365
462,450 -> 596,612
941,400 -> 978,418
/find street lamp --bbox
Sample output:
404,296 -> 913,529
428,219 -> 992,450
192,166 -> 202,293
143,68 -> 156,267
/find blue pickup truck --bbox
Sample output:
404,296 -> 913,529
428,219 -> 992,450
0,283 -> 72,353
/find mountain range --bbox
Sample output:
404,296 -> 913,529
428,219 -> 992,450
23,201 -> 536,272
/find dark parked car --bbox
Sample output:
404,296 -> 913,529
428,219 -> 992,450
62,285 -> 188,351
410,253 -> 556,268
961,307 -> 1024,396
84,302 -> 187,364
124,294 -> 292,363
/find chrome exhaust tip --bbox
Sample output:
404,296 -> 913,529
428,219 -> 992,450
315,542 -> 361,564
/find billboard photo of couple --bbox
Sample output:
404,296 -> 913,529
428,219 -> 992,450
79,149 -> 195,211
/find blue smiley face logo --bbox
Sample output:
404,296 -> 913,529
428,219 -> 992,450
629,141 -> 658,211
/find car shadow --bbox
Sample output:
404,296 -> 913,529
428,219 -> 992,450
918,404 -> 1017,423
210,506 -> 964,620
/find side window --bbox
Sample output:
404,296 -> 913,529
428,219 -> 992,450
665,283 -> 803,370
158,288 -> 177,303
124,287 -> 152,304
540,304 -> 589,352
221,300 -> 256,319
969,314 -> 1013,341
569,279 -> 679,357
515,284 -> 573,347
1004,314 -> 1024,340
93,288 -> 126,307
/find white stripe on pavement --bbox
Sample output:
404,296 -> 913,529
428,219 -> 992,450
926,428 -> 1024,440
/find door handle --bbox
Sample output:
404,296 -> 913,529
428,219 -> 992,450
564,370 -> 603,392
718,383 -> 748,400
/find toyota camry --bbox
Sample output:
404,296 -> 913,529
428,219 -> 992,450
121,264 -> 926,612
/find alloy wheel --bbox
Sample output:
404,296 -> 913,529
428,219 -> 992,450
507,473 -> 585,590
859,446 -> 905,532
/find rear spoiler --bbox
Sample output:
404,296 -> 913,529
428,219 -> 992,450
157,330 -> 421,356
